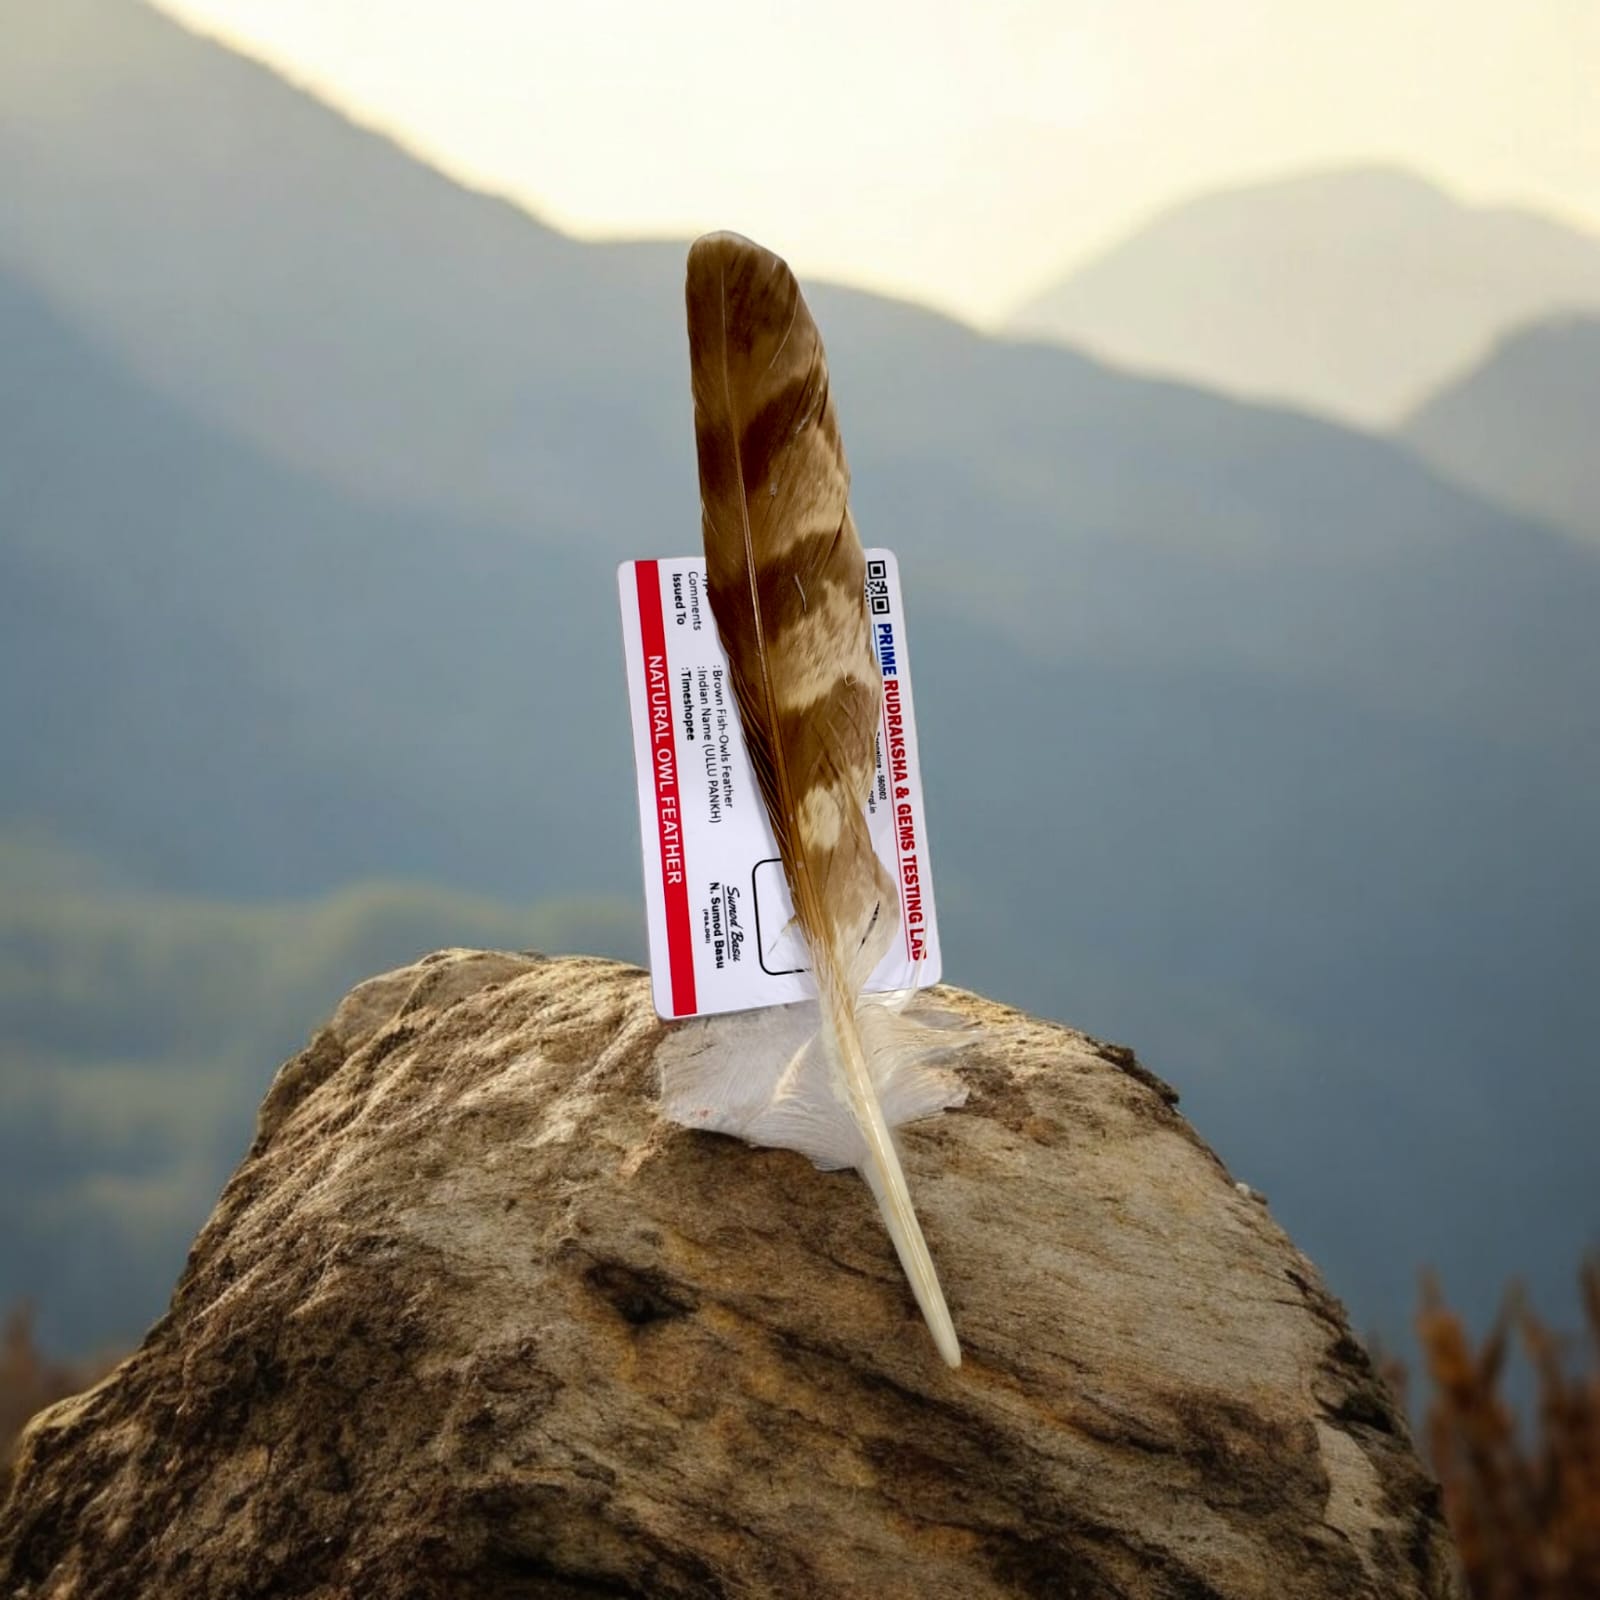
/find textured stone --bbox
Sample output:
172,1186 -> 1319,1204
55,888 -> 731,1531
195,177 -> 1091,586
0,950 -> 1461,1598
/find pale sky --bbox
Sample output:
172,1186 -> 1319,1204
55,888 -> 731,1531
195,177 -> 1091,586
153,0 -> 1600,325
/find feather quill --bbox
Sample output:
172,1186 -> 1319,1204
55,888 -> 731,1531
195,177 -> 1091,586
683,231 -> 961,1366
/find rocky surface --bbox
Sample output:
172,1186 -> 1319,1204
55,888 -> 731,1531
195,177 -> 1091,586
0,950 -> 1461,1598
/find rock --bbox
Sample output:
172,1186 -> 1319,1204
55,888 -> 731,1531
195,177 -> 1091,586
0,951 -> 1461,1599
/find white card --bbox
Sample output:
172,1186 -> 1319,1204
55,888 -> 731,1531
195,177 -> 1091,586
618,550 -> 942,1020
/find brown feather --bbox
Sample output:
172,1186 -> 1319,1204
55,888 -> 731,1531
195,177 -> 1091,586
687,232 -> 894,979
685,232 -> 959,1365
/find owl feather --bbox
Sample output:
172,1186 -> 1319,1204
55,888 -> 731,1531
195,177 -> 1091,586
681,231 -> 961,1366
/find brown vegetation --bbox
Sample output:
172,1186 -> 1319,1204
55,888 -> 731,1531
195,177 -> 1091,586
1405,1259 -> 1600,1600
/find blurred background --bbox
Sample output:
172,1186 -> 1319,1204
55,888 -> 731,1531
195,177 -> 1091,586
2,0 -> 1597,1570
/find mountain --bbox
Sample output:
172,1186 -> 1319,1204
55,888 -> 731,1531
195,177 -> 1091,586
3,0 -> 1598,1365
4,13 -> 1594,743
0,0 -> 688,536
0,263 -> 640,903
1402,314 -> 1600,544
1008,167 -> 1600,426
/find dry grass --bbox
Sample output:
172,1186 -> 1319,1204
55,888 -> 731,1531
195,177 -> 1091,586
1406,1258 -> 1600,1599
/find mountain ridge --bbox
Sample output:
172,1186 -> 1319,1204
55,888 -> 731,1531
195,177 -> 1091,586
1402,313 -> 1600,544
1009,165 -> 1600,424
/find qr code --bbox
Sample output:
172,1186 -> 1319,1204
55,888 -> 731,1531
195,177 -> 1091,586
865,558 -> 890,616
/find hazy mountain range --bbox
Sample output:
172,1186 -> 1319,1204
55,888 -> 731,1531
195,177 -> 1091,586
3,0 -> 1597,1364
1010,167 -> 1600,426
1403,315 -> 1600,545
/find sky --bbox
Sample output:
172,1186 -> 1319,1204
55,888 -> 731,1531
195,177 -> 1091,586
152,0 -> 1600,325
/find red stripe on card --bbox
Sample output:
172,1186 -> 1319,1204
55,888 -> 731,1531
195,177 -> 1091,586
635,562 -> 697,1017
